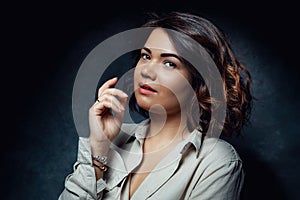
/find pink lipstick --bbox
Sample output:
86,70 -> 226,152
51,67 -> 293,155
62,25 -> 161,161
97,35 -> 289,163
139,83 -> 157,95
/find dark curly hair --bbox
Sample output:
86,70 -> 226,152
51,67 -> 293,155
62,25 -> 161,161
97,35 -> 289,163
129,11 -> 253,137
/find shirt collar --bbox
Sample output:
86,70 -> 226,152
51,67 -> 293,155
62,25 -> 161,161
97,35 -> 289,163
125,118 -> 150,144
179,129 -> 203,158
125,118 -> 204,158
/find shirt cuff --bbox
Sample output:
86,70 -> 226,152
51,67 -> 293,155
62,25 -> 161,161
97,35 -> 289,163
77,137 -> 93,165
75,137 -> 108,196
96,178 -> 106,194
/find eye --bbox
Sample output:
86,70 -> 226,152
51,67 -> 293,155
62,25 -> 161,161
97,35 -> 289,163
164,61 -> 176,68
141,53 -> 150,60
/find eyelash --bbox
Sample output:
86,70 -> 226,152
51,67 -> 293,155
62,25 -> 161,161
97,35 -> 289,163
141,53 -> 150,60
164,61 -> 176,68
140,53 -> 177,68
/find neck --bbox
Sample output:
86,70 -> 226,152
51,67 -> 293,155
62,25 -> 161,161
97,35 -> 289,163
147,111 -> 189,142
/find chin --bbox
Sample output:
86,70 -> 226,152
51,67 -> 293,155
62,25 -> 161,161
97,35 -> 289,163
135,93 -> 151,111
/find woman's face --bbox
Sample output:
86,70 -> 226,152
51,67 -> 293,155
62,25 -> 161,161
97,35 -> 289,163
134,28 -> 192,115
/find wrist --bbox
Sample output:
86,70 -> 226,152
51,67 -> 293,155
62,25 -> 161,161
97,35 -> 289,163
89,137 -> 110,155
92,155 -> 108,172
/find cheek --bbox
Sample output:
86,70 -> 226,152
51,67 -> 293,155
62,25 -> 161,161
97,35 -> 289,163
133,66 -> 141,86
159,74 -> 191,100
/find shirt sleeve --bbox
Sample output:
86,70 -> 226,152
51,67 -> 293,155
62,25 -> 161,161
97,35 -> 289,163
58,137 -> 107,200
188,159 -> 244,200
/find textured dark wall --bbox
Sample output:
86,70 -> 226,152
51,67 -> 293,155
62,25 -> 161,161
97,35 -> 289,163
4,1 -> 299,200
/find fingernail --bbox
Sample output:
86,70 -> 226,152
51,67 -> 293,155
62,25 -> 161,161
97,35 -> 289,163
121,93 -> 128,98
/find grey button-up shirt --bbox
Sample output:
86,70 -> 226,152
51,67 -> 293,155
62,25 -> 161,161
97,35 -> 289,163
59,119 -> 244,200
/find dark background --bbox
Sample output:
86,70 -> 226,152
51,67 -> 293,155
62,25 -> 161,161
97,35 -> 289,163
3,1 -> 300,199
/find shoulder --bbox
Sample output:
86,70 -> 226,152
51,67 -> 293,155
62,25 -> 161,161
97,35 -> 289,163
192,136 -> 244,185
199,136 -> 242,165
187,136 -> 244,200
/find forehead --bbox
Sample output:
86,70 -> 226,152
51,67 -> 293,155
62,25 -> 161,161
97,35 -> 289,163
144,28 -> 178,53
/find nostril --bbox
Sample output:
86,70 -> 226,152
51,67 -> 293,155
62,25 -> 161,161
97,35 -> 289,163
141,67 -> 156,81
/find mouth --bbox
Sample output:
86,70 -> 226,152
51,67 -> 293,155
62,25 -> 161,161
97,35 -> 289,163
139,82 -> 157,94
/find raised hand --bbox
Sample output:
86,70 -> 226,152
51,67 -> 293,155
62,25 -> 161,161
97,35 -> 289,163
89,77 -> 128,153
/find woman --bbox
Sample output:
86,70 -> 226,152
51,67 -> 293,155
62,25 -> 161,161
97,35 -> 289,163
59,12 -> 252,200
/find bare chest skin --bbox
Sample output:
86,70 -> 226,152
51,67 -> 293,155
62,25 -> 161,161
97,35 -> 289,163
129,151 -> 166,198
129,136 -> 185,199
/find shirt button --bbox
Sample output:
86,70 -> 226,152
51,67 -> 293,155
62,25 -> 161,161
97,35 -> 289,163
84,150 -> 89,157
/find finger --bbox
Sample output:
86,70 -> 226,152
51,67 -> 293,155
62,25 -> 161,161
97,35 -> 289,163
94,95 -> 124,115
115,96 -> 127,122
97,77 -> 118,98
101,88 -> 128,99
100,94 -> 125,111
118,95 -> 128,110
93,101 -> 121,116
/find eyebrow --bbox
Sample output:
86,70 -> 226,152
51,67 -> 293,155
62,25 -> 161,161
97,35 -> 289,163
142,47 -> 183,62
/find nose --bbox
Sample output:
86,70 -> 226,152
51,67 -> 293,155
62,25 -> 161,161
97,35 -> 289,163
140,62 -> 157,81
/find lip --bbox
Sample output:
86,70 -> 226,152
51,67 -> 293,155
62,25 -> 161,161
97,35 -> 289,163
138,82 -> 157,95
